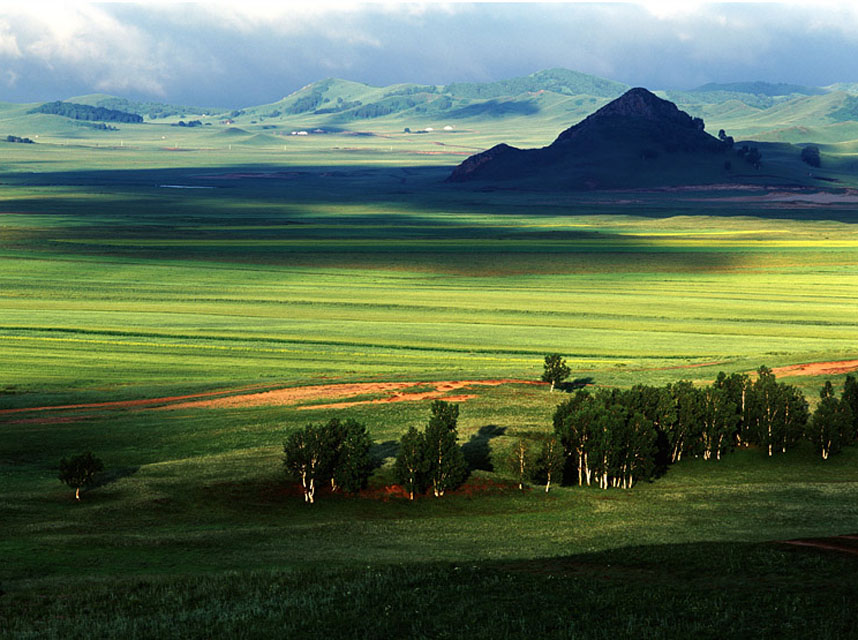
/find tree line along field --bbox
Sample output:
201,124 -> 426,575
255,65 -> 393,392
2,137 -> 858,637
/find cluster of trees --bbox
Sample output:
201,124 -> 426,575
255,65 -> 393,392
394,400 -> 468,499
173,120 -> 203,128
718,129 -> 735,149
31,101 -> 143,123
282,400 -> 471,503
550,367 -> 858,491
810,378 -> 857,459
5,135 -> 34,144
736,144 -> 762,168
282,418 -> 373,504
314,97 -> 363,115
79,122 -> 118,131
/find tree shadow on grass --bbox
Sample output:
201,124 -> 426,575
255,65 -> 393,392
91,466 -> 139,490
557,377 -> 594,393
462,425 -> 507,472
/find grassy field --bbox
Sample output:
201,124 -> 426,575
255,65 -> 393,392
2,131 -> 858,637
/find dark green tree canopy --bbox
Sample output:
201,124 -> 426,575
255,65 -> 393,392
542,354 -> 571,391
58,452 -> 104,501
31,101 -> 143,123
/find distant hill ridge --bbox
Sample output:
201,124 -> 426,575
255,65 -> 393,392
692,81 -> 826,97
10,68 -> 858,146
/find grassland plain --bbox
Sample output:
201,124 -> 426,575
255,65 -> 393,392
2,133 -> 858,637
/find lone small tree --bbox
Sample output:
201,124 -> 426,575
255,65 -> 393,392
58,452 -> 103,501
542,354 -> 571,392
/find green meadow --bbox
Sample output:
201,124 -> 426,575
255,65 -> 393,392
2,126 -> 858,637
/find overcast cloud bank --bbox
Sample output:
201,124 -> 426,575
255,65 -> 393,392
1,2 -> 857,107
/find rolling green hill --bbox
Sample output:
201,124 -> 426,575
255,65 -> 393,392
7,68 -> 858,153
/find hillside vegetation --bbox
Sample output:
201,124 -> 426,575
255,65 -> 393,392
8,67 -> 858,148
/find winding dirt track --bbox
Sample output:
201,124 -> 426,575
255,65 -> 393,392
0,379 -> 542,416
0,383 -> 275,416
4,357 -> 856,418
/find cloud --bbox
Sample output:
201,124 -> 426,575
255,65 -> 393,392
0,18 -> 21,57
1,2 -> 858,105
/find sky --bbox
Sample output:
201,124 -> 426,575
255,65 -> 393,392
2,1 -> 858,108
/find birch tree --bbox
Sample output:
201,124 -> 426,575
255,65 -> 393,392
394,426 -> 426,500
283,425 -> 327,504
715,372 -> 751,446
699,385 -> 738,461
423,401 -> 467,497
507,438 -> 531,491
329,419 -> 374,494
749,366 -> 781,456
663,381 -> 703,463
536,436 -> 564,493
553,390 -> 597,486
808,381 -> 853,460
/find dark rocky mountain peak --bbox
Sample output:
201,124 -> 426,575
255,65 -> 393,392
580,87 -> 692,123
553,87 -> 705,145
447,87 -> 726,185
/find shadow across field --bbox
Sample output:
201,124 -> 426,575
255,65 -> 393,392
0,164 -> 760,276
462,424 -> 507,472
3,162 -> 855,222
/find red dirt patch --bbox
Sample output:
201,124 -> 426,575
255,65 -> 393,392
0,379 -> 541,417
766,360 -> 858,378
778,534 -> 858,556
168,379 -> 541,411
300,392 -> 478,411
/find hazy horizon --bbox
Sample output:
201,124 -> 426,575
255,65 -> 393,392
2,2 -> 858,108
